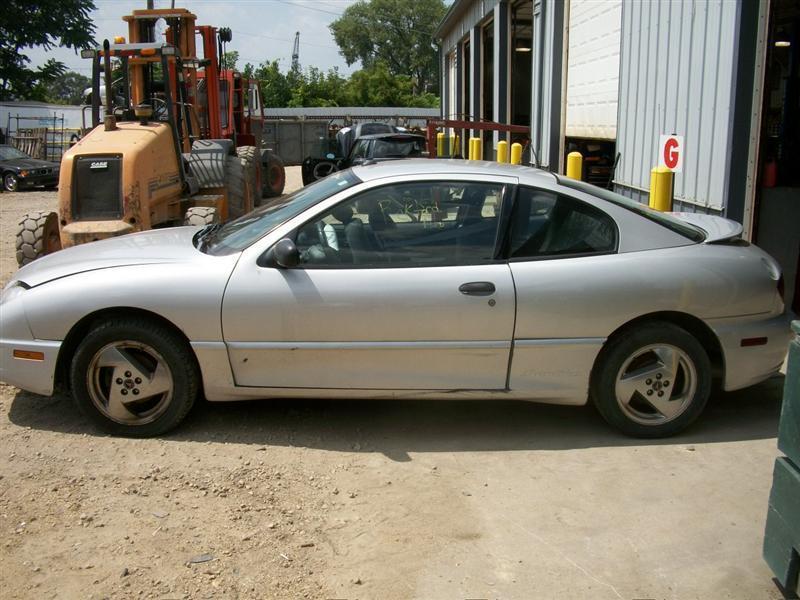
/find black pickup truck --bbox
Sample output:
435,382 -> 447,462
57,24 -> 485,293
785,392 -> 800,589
302,124 -> 426,185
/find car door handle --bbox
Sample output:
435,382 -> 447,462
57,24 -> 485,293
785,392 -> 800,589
458,281 -> 496,296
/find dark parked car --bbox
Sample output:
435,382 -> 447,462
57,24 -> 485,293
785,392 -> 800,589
301,131 -> 426,185
0,145 -> 60,192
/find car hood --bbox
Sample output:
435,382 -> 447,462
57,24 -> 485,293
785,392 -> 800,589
14,227 -> 206,288
2,157 -> 59,170
668,212 -> 743,243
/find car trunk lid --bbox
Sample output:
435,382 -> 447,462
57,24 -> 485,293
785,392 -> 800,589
668,212 -> 744,243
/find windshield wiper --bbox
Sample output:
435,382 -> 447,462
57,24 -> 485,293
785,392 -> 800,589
193,223 -> 223,251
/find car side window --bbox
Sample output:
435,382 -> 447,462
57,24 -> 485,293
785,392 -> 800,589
295,181 -> 505,268
509,186 -> 617,258
350,140 -> 370,160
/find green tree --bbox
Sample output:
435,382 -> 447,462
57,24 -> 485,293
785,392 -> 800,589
253,60 -> 292,107
289,67 -> 348,107
330,0 -> 445,95
342,62 -> 436,108
45,70 -> 91,104
221,50 -> 239,72
0,0 -> 97,101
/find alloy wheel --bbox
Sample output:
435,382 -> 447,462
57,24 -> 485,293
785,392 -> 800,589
614,343 -> 697,425
86,341 -> 174,425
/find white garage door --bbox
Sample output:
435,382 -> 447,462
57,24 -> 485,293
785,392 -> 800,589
565,0 -> 622,140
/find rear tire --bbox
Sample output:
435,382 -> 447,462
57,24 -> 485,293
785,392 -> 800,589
590,322 -> 711,438
183,206 -> 219,226
261,152 -> 285,199
70,317 -> 199,437
16,210 -> 61,267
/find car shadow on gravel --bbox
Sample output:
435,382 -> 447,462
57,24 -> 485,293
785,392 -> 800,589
7,376 -> 785,460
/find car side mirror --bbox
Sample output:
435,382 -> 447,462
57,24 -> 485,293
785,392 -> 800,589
272,238 -> 300,268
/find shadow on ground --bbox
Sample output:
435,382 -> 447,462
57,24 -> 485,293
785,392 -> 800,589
7,376 -> 785,460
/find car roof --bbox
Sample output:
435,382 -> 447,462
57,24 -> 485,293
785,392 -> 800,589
355,133 -> 426,141
351,158 -> 559,184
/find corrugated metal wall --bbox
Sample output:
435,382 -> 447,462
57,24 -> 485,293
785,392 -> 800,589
441,0 -> 498,56
615,0 -> 738,213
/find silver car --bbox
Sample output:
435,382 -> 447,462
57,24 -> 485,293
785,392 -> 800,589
0,160 -> 791,438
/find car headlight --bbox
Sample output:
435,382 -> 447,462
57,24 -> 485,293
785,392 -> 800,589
1,281 -> 28,304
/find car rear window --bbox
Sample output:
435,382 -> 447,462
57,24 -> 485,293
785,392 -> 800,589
556,176 -> 706,243
371,138 -> 425,158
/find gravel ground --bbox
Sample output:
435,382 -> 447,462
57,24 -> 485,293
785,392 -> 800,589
0,169 -> 790,599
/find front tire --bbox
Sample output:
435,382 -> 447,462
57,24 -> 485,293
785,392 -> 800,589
4,172 -> 19,192
236,145 -> 260,212
16,210 -> 61,267
312,160 -> 337,181
70,318 -> 199,437
184,206 -> 219,226
590,322 -> 711,438
224,154 -> 247,220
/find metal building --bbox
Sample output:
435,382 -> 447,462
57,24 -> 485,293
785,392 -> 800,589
436,0 -> 800,311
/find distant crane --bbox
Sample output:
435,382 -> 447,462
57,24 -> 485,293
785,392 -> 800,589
291,31 -> 300,73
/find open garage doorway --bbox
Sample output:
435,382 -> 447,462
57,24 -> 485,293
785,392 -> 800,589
511,1 -> 532,149
754,0 -> 800,313
563,0 -> 621,188
481,21 -> 494,159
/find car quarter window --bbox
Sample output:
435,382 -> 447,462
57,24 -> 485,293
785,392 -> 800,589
350,140 -> 370,160
509,186 -> 617,259
295,181 -> 505,268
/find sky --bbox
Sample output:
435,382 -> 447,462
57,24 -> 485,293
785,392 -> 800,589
24,0 -> 362,77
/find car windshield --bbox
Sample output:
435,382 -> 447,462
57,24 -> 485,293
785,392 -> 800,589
556,176 -> 706,242
372,138 -> 424,158
201,169 -> 361,255
0,146 -> 29,161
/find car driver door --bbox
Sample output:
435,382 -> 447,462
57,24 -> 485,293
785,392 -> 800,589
221,175 -> 517,391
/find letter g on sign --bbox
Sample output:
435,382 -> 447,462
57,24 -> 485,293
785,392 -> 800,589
658,135 -> 684,173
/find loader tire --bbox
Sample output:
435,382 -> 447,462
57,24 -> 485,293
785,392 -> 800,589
183,206 -> 220,226
262,152 -> 285,199
15,211 -> 61,267
236,145 -> 260,213
225,154 -> 247,220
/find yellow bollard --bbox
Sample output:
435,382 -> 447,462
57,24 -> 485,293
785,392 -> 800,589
451,134 -> 460,157
497,140 -> 509,163
566,151 -> 583,180
649,166 -> 674,212
436,132 -> 446,158
469,137 -> 479,160
473,136 -> 483,161
510,143 -> 523,165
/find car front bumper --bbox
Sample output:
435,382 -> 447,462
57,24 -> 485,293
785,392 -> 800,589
0,288 -> 60,396
19,173 -> 59,188
0,338 -> 61,395
710,312 -> 795,391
